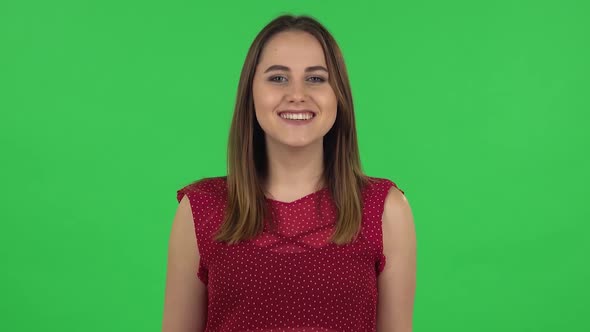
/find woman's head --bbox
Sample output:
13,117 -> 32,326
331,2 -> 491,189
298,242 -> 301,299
228,14 -> 361,182
252,29 -> 337,150
219,14 -> 371,245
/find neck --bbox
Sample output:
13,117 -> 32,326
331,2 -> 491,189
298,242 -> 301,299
263,138 -> 325,197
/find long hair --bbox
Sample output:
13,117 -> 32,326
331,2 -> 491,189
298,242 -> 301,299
214,14 -> 374,246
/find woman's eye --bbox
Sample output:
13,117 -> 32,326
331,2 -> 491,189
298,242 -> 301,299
308,76 -> 326,83
269,76 -> 287,82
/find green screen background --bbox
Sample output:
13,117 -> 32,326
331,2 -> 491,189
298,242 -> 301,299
1,0 -> 588,331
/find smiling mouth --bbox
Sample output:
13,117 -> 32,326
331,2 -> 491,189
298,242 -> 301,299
277,111 -> 316,125
278,112 -> 316,120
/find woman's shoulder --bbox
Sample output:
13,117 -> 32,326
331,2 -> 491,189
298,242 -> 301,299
176,176 -> 227,203
363,175 -> 405,196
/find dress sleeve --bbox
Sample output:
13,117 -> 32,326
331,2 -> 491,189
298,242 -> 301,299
176,184 -> 194,203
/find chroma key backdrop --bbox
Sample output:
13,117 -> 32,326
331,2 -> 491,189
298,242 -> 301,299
0,0 -> 588,331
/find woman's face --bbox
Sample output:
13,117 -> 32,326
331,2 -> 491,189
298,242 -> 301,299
252,30 -> 338,148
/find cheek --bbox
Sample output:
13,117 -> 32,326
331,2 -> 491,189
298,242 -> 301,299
318,91 -> 338,114
254,91 -> 281,115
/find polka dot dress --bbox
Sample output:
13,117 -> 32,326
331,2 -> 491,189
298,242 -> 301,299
176,176 -> 404,332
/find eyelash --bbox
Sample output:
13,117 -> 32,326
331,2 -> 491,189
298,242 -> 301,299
268,75 -> 326,83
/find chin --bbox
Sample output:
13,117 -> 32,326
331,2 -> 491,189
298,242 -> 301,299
280,137 -> 322,148
264,130 -> 325,149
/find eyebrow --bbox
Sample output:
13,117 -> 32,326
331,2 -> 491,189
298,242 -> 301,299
263,65 -> 329,73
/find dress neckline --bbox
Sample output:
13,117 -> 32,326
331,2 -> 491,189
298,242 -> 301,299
265,186 -> 328,205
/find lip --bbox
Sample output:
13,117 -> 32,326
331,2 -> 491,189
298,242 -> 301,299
277,109 -> 316,125
278,109 -> 317,116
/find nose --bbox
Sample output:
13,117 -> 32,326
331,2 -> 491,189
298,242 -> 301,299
286,79 -> 307,103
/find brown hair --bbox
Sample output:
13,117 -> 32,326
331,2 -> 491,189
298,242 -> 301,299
214,14 -> 374,246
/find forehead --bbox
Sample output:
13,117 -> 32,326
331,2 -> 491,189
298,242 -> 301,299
258,30 -> 327,67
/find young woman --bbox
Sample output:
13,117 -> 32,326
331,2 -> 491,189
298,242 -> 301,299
163,14 -> 416,332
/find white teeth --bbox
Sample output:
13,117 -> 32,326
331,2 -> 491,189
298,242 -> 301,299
279,112 -> 314,120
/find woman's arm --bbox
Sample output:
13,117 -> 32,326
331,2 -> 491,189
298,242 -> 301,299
377,187 -> 417,332
162,195 -> 208,332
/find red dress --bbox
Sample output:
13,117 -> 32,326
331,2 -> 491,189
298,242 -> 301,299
176,176 -> 404,332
